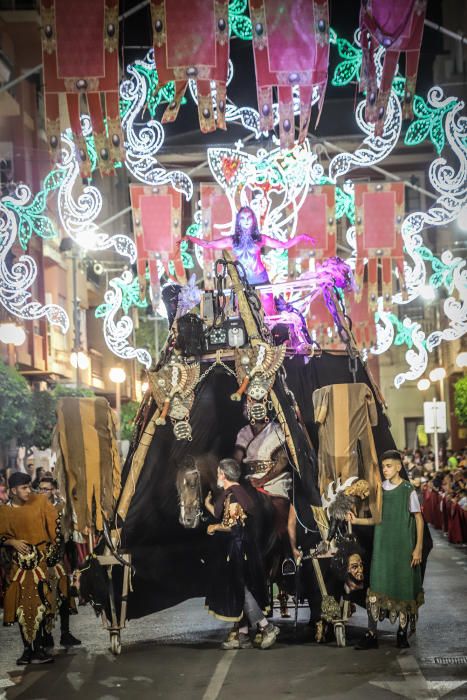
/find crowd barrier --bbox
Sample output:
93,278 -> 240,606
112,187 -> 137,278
422,489 -> 467,544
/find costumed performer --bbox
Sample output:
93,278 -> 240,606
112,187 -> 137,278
184,206 -> 315,314
38,476 -> 81,649
0,472 -> 58,665
348,450 -> 424,650
234,409 -> 291,617
204,459 -> 279,650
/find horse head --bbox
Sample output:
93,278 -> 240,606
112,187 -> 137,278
176,454 -> 218,529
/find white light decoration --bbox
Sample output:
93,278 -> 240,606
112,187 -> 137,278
456,352 -> 467,368
429,367 -> 446,382
421,284 -> 436,301
457,205 -> 467,232
109,366 -> 126,384
58,118 -> 137,262
120,51 -> 193,199
101,270 -> 152,369
2,34 -> 465,387
417,378 -> 430,391
0,195 -> 69,333
70,350 -> 89,370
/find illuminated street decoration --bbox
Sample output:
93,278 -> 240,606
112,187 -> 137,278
98,270 -> 152,369
0,18 -> 464,386
0,193 -> 68,333
120,52 -> 193,199
229,0 -> 252,40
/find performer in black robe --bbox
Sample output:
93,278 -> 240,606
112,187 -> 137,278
204,459 -> 279,650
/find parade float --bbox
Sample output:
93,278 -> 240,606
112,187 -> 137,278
1,0 -> 466,653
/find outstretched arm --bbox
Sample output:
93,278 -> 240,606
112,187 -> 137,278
184,235 -> 233,251
261,233 -> 316,250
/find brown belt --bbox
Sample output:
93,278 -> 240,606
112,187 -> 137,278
245,460 -> 275,475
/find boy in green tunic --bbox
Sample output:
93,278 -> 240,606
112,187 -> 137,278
346,450 -> 424,649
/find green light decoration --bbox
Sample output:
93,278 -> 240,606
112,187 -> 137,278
4,168 -> 67,249
404,95 -> 457,155
414,245 -> 460,293
229,0 -> 252,41
330,34 -> 460,155
120,62 -> 184,122
380,312 -> 427,350
95,274 -> 148,318
331,37 -> 362,88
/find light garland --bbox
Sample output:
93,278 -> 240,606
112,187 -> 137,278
99,270 -> 152,369
0,19 -> 464,386
0,193 -> 68,333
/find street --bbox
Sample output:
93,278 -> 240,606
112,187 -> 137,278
1,526 -> 466,700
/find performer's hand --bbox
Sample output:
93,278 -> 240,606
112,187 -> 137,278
204,492 -> 213,508
8,539 -> 30,555
345,511 -> 356,524
292,547 -> 302,563
411,548 -> 422,567
207,524 -> 217,536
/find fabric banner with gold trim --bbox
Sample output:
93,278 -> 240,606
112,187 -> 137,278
40,0 -> 124,178
360,0 -> 427,136
200,183 -> 232,289
249,0 -> 330,150
151,0 -> 229,133
288,185 -> 336,275
354,182 -> 406,310
130,184 -> 186,300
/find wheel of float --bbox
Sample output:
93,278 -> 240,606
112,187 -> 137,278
110,631 -> 121,655
334,622 -> 346,647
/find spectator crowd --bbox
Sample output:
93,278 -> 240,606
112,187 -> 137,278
402,447 -> 467,544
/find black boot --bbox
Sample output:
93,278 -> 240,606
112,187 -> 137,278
16,645 -> 33,666
354,631 -> 378,650
43,631 -> 55,649
31,648 -> 54,664
396,626 -> 410,649
60,631 -> 81,647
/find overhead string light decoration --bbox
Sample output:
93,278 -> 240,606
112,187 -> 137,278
0,192 -> 68,332
249,0 -> 330,149
40,0 -> 124,177
151,0 -> 230,133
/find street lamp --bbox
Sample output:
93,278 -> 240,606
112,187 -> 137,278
59,237 -> 85,389
109,366 -> 126,444
70,350 -> 89,370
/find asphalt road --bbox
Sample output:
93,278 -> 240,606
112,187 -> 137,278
1,526 -> 466,700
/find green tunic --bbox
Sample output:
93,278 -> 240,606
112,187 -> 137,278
368,481 -> 424,621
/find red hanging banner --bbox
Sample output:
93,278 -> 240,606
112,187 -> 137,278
288,185 -> 336,275
249,0 -> 330,150
360,0 -> 427,136
130,185 -> 186,301
200,183 -> 232,289
40,0 -> 124,178
345,283 -> 378,349
354,182 -> 406,311
151,0 -> 229,133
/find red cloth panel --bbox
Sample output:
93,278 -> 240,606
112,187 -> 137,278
55,0 -> 105,77
140,195 -> 174,254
